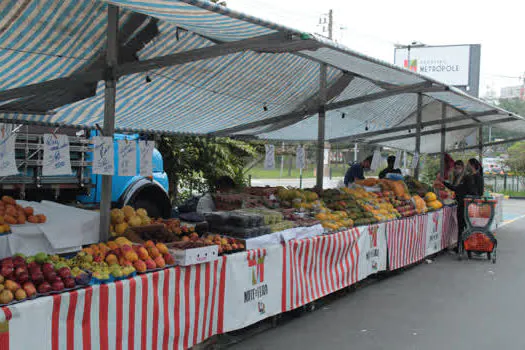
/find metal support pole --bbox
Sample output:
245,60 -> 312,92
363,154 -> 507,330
478,126 -> 483,165
316,64 -> 327,190
440,103 -> 446,178
414,93 -> 423,180
99,5 -> 119,242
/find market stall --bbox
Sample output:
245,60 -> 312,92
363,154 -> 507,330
0,0 -> 521,349
0,204 -> 458,349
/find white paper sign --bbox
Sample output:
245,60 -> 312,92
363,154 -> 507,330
42,134 -> 72,176
92,136 -> 114,175
394,150 -> 402,169
117,140 -> 137,176
411,152 -> 419,169
0,124 -> 18,176
139,140 -> 154,177
296,145 -> 305,169
264,144 -> 275,170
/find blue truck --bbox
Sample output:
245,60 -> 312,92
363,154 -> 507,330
1,125 -> 172,218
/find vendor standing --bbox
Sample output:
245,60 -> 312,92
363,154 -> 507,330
378,155 -> 402,179
344,155 -> 373,186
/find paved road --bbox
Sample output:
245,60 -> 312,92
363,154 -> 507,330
232,201 -> 525,350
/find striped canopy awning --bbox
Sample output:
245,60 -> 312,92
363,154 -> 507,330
0,0 -> 523,152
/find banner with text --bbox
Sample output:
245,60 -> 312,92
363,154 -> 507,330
425,210 -> 443,256
223,246 -> 282,332
357,223 -> 388,280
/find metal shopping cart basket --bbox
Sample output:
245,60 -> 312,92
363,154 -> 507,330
459,196 -> 497,263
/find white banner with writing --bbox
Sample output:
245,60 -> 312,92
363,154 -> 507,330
357,223 -> 388,281
264,144 -> 275,170
0,124 -> 18,176
223,245 -> 283,332
92,136 -> 114,175
117,140 -> 137,176
296,145 -> 305,169
42,134 -> 72,176
425,210 -> 443,256
139,140 -> 154,176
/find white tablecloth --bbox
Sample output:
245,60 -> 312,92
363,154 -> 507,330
0,201 -> 100,258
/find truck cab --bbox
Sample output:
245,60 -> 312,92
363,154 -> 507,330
1,125 -> 171,218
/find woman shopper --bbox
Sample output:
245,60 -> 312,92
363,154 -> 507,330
439,158 -> 484,250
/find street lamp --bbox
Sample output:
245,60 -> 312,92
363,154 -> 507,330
395,41 -> 426,72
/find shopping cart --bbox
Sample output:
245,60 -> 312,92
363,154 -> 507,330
458,196 -> 497,263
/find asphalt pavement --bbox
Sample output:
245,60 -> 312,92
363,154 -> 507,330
231,200 -> 525,350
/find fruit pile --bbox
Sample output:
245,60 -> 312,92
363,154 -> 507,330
201,234 -> 245,254
0,196 -> 47,233
276,188 -> 320,210
315,211 -> 354,231
281,211 -> 320,227
70,238 -> 174,280
0,253 -> 89,305
150,218 -> 194,236
424,192 -> 443,210
110,206 -> 153,236
392,199 -> 417,217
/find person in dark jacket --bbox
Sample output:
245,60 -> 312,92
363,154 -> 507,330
344,156 -> 373,186
378,155 -> 402,179
440,158 -> 484,248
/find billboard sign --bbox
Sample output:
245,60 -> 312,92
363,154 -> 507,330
394,45 -> 472,86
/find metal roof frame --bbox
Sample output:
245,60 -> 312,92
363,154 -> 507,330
365,117 -> 516,144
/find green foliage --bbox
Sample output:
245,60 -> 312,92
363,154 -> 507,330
499,99 -> 525,117
158,136 -> 259,202
506,141 -> 525,173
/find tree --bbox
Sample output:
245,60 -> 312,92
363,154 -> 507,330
506,141 -> 525,174
498,99 -> 525,117
158,136 -> 260,202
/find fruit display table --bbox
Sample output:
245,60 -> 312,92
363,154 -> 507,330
0,207 -> 458,350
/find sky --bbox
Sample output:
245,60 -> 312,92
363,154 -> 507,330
228,0 -> 525,97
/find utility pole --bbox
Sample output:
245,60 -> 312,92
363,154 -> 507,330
328,9 -> 333,40
318,9 -> 333,40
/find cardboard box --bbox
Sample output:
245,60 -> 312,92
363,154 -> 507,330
167,242 -> 219,266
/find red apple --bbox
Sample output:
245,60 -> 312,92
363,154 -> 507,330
94,256 -> 103,263
121,245 -> 132,253
0,266 -> 14,279
51,280 -> 65,292
63,277 -> 75,289
2,258 -> 13,267
38,281 -> 52,294
50,276 -> 62,284
17,272 -> 29,284
31,271 -> 44,285
23,282 -> 37,297
44,271 -> 57,282
42,263 -> 54,274
58,267 -> 71,279
27,262 -> 39,271
29,265 -> 42,275
14,266 -> 27,278
13,256 -> 25,268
